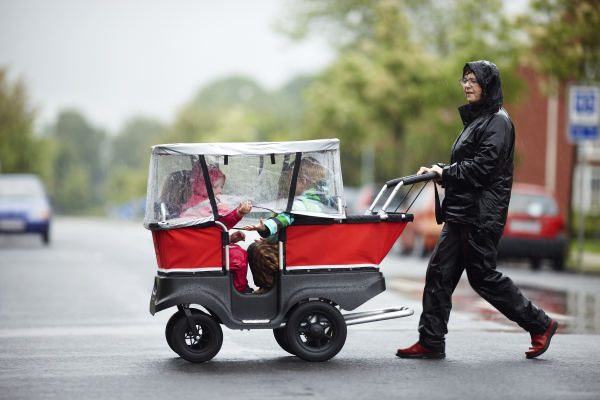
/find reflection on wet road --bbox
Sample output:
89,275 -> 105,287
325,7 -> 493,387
389,276 -> 600,334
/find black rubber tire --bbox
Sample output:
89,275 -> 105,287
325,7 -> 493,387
42,231 -> 50,245
412,234 -> 426,258
285,301 -> 347,362
531,258 -> 541,270
273,328 -> 295,355
552,257 -> 565,271
165,309 -> 204,354
171,313 -> 223,363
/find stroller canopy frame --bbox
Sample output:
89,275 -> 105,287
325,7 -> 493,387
144,139 -> 346,230
151,139 -> 340,157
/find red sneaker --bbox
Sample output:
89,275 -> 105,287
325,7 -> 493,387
526,320 -> 558,359
396,343 -> 445,359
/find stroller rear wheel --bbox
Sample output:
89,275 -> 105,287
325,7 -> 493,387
171,314 -> 223,363
285,301 -> 347,362
273,327 -> 295,355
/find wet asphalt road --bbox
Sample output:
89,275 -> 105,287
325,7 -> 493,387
1,218 -> 600,400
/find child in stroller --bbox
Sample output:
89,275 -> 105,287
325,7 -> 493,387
244,156 -> 329,292
166,163 -> 253,293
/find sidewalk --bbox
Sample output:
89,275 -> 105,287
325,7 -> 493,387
377,251 -> 600,335
566,251 -> 600,274
580,251 -> 600,267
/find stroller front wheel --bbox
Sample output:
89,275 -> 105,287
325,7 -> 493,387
171,314 -> 223,363
165,309 -> 205,354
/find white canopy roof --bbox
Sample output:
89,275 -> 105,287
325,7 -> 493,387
151,139 -> 339,156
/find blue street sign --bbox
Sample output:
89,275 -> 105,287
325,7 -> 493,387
575,91 -> 596,114
568,85 -> 600,143
570,126 -> 598,141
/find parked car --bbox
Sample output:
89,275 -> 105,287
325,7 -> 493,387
0,174 -> 52,244
397,183 -> 444,257
497,183 -> 567,270
396,182 -> 567,270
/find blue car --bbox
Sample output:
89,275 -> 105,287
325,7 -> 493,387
0,174 -> 52,244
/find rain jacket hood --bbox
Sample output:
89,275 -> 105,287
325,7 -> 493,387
439,60 -> 515,235
459,60 -> 504,125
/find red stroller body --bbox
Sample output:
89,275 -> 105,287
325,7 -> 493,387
145,139 -> 432,362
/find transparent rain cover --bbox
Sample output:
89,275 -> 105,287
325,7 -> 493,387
143,140 -> 345,230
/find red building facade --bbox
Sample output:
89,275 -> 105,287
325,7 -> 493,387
504,66 -> 574,221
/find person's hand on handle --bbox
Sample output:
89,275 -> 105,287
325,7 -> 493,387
236,201 -> 252,217
416,166 -> 429,176
417,165 -> 443,182
229,231 -> 246,244
244,218 -> 266,232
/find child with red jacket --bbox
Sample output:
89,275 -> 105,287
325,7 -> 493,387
181,164 -> 253,293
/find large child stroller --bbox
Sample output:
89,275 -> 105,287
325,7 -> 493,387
144,139 -> 437,362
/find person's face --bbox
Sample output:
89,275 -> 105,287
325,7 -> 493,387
286,170 -> 307,196
462,72 -> 482,103
212,177 -> 225,196
295,177 -> 307,195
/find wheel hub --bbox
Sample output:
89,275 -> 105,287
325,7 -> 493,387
308,324 -> 324,339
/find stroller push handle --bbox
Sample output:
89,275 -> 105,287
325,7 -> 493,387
386,172 -> 439,188
365,172 -> 440,217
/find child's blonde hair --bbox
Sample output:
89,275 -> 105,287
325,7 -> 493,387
291,156 -> 325,188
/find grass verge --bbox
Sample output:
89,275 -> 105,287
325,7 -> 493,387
567,239 -> 600,273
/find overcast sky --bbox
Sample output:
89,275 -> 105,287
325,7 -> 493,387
0,1 -> 528,134
0,0 -> 334,133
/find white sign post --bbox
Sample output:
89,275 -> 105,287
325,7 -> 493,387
568,85 -> 600,142
567,84 -> 600,270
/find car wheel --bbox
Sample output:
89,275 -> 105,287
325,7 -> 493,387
165,309 -> 205,354
285,301 -> 347,362
171,313 -> 223,363
273,327 -> 295,355
42,231 -> 50,245
552,257 -> 565,271
412,234 -> 427,258
530,258 -> 541,270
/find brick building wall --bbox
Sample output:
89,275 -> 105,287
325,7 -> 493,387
504,66 -> 574,222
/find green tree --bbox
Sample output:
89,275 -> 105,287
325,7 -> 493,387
524,0 -> 600,82
164,76 -> 307,145
0,67 -> 42,174
110,117 -> 165,169
279,0 -> 526,185
287,1 -> 442,184
105,117 -> 165,203
192,76 -> 274,112
49,110 -> 106,213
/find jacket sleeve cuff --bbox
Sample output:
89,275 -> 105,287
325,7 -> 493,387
232,209 -> 243,222
442,165 -> 450,181
259,219 -> 278,238
258,229 -> 271,238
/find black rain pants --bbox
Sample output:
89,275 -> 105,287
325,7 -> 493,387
418,222 -> 551,353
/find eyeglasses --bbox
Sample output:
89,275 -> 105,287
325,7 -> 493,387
459,78 -> 479,87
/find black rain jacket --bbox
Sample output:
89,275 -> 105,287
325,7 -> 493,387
438,60 -> 515,236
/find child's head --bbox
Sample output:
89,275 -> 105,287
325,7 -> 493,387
288,157 -> 325,195
189,163 -> 226,203
160,170 -> 192,207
